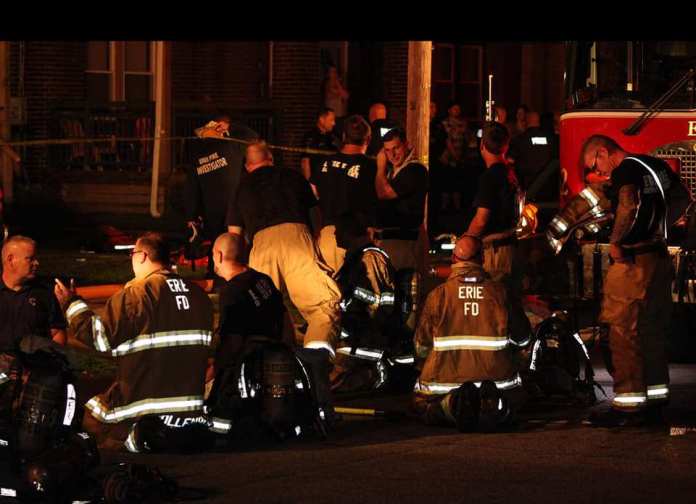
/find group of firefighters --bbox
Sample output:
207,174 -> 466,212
0,112 -> 681,455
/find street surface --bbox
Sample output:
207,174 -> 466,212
96,362 -> 696,503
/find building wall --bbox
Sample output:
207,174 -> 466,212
270,41 -> 323,170
171,41 -> 269,108
381,42 -> 409,128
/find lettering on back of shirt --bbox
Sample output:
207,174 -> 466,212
166,279 -> 190,311
196,152 -> 229,175
458,285 -> 483,317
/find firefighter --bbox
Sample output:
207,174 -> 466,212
310,114 -> 378,275
226,141 -> 341,419
454,122 -> 532,340
53,232 -> 214,451
330,212 -> 402,392
581,135 -> 677,427
185,114 -> 258,277
413,236 -> 527,431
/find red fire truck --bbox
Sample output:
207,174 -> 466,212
561,41 -> 696,203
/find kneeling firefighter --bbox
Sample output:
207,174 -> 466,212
205,336 -> 331,444
0,335 -> 99,502
413,236 -> 528,432
331,213 -> 417,393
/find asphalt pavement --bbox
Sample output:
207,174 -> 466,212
96,363 -> 696,504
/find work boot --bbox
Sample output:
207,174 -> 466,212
295,348 -> 338,433
585,407 -> 647,428
478,380 -> 508,433
453,382 -> 480,432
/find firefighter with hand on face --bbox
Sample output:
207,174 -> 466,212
581,135 -> 676,427
413,236 -> 527,432
54,232 -> 214,451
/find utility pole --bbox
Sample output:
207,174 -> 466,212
406,41 -> 432,167
150,40 -> 171,218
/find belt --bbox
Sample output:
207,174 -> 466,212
376,228 -> 419,241
622,242 -> 667,257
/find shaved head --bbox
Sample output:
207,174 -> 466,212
245,141 -> 273,171
369,103 -> 387,123
213,233 -> 244,263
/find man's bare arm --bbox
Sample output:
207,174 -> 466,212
465,207 -> 492,237
300,157 -> 311,181
375,149 -> 398,200
609,184 -> 639,245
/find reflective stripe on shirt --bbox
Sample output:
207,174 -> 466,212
66,299 -> 90,323
433,335 -> 510,351
86,395 -> 204,424
92,316 -> 111,353
110,330 -> 212,357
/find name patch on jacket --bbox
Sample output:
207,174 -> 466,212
458,285 -> 483,316
166,278 -> 191,311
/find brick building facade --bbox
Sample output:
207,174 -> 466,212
3,40 -> 565,213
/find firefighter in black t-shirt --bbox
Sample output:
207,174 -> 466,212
310,115 -> 378,275
210,232 -> 285,372
185,116 -> 257,275
581,135 -> 678,428
300,108 -> 340,181
454,122 -> 531,341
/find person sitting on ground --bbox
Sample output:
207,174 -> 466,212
413,236 -> 527,432
54,232 -> 213,451
209,232 -> 285,375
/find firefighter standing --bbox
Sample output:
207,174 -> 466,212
454,122 -> 531,339
54,232 -> 214,450
310,115 -> 378,275
581,135 -> 676,427
413,236 -> 526,430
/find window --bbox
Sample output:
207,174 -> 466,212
124,41 -> 153,102
85,41 -> 154,102
86,41 -> 112,102
432,43 -> 483,120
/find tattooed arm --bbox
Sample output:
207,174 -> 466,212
609,184 -> 639,260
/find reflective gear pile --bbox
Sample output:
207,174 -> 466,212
524,312 -> 597,404
64,269 -> 213,449
332,244 -> 416,392
205,337 -> 331,443
413,261 -> 527,428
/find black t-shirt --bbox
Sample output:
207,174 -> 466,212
186,138 -> 247,238
310,152 -> 378,227
377,161 -> 429,231
216,269 -> 285,368
228,165 -> 317,239
0,277 -> 67,351
609,154 -> 680,244
508,126 -> 557,189
302,127 -> 340,176
429,119 -> 448,163
472,163 -> 519,235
